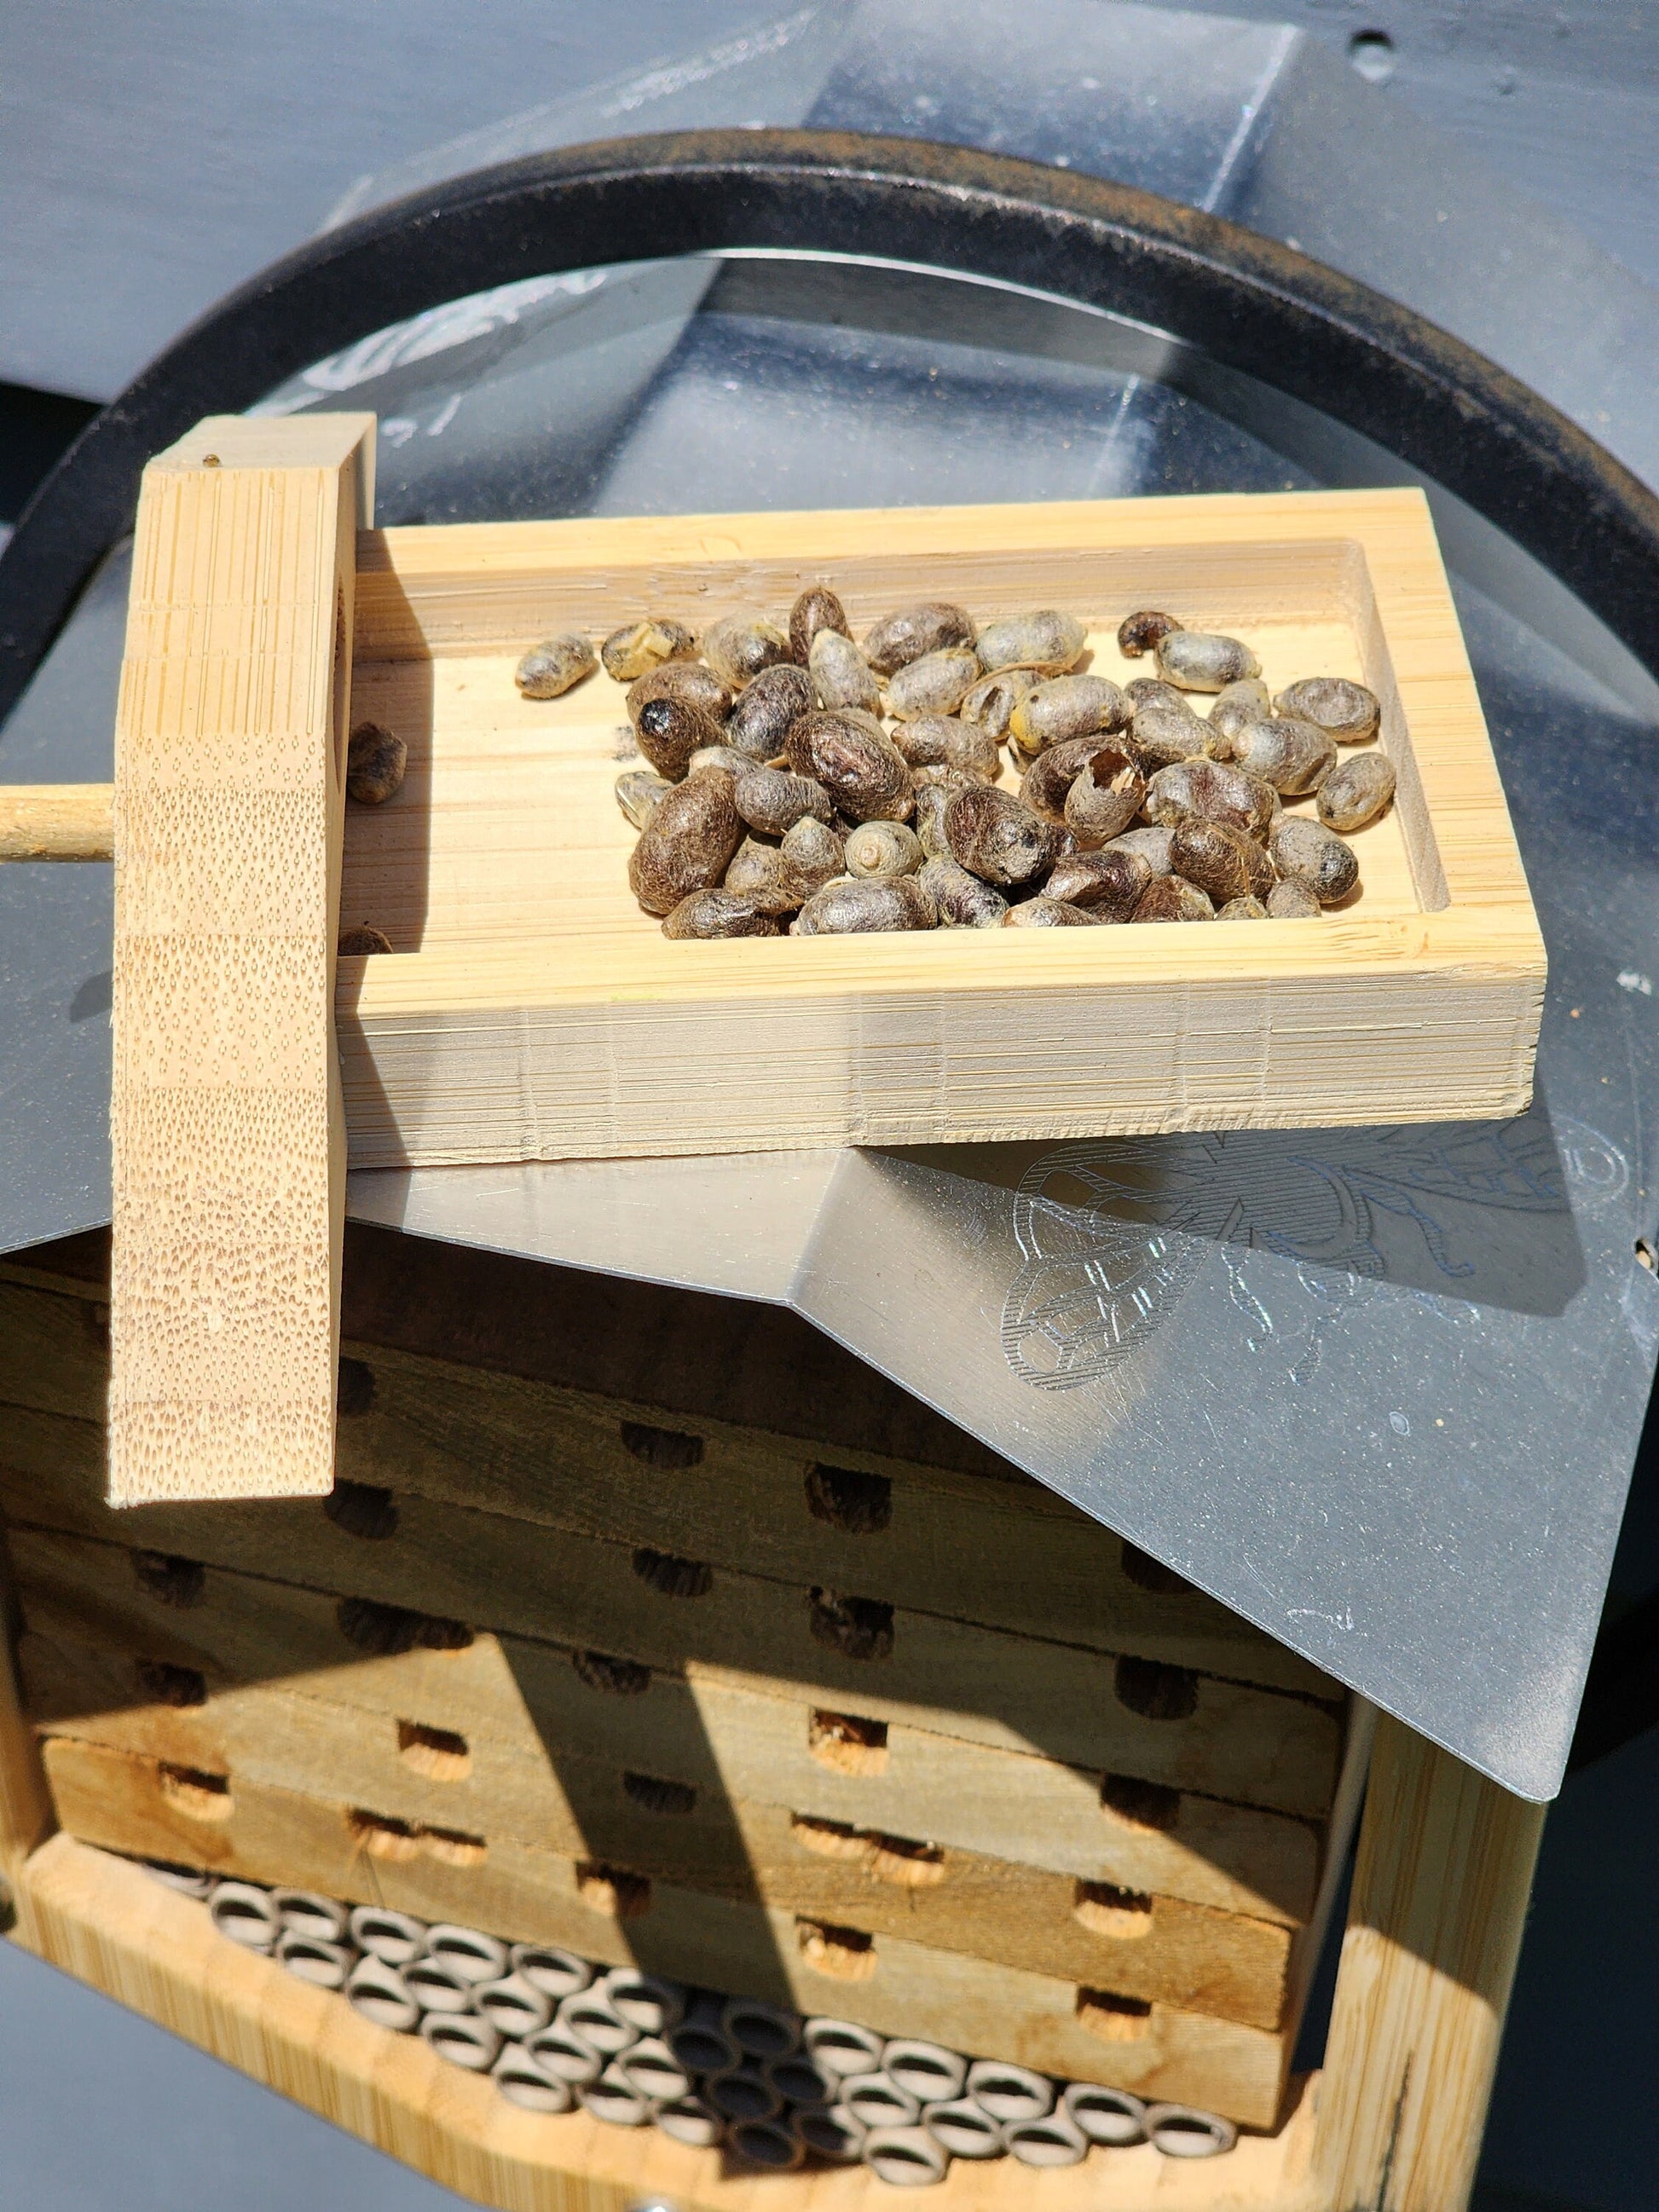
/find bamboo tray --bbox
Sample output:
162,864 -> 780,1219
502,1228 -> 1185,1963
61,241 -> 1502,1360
338,487 -> 1544,1166
32,419 -> 1547,1508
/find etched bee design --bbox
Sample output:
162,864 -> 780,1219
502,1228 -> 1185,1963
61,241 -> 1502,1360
1001,1121 -> 1566,1390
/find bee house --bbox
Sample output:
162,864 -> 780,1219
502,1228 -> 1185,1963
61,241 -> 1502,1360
0,416 -> 1546,2212
0,1222 -> 1541,2212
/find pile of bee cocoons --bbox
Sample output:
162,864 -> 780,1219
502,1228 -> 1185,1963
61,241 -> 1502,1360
512,593 -> 1394,938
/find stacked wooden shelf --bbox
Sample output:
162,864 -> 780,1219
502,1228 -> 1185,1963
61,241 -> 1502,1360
0,1222 -> 1361,2132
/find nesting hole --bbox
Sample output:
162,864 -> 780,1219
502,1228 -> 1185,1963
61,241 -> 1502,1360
573,1649 -> 652,1696
349,1808 -> 485,1864
808,1589 -> 894,1662
157,1764 -> 233,1822
622,1770 -> 697,1817
1076,1988 -> 1153,2043
131,1551 -> 205,1609
337,1596 -> 473,1655
808,1710 -> 889,1776
1119,1541 -> 1192,1596
397,1720 -> 471,1782
620,1421 -> 704,1469
336,1357 -> 377,1417
868,2141 -> 938,2183
576,1862 -> 652,1920
1153,2111 -> 1234,2154
350,1810 -> 421,1863
1101,1774 -> 1182,1831
790,1813 -> 944,1888
797,1917 -> 876,1981
1073,1880 -> 1156,1939
631,1547 -> 714,1599
1113,1655 -> 1199,1721
790,1813 -> 884,1863
805,1464 -> 893,1534
326,1480 -> 398,1541
136,1660 -> 207,1708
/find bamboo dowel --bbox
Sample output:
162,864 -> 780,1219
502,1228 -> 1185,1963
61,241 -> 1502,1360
0,784 -> 114,860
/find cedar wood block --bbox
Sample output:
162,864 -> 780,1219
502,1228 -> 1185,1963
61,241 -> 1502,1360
22,1627 -> 1293,2027
10,1528 -> 1321,1923
0,1439 -> 1340,1817
12,1724 -> 1546,2212
0,1265 -> 1332,1696
3,1226 -> 1034,1478
40,1736 -> 1289,2127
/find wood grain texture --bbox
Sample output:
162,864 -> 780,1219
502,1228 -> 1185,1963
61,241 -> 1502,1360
109,412 -> 374,1504
22,1626 -> 1297,2027
36,1741 -> 1290,2124
0,783 -> 113,858
334,490 -> 1543,1165
18,1834 -> 1323,2207
3,1223 -> 1046,1487
1312,1716 -> 1546,2212
0,1446 -> 1343,1818
0,1531 -> 55,1886
9,1528 -> 1324,1925
0,1270 -> 1335,1698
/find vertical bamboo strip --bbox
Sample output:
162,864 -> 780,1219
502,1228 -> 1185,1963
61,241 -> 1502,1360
1313,1715 -> 1546,2212
108,413 -> 373,1505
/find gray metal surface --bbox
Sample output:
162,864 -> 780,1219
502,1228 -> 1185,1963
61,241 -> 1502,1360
351,1149 -> 839,1308
5,0 -> 1659,1799
0,1929 -> 472,2212
332,0 -> 1659,515
7,0 -> 1658,401
0,0 -> 783,400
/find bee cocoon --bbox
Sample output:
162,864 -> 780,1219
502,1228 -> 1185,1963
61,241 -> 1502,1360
790,584 -> 850,664
863,600 -> 976,674
515,632 -> 596,698
1154,629 -> 1260,691
601,616 -> 697,684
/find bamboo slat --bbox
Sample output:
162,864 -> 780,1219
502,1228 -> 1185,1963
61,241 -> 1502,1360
108,412 -> 373,1503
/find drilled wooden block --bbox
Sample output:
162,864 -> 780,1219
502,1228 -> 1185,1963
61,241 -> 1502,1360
40,1736 -> 1292,2126
23,1626 -> 1301,2027
0,1444 -> 1343,1817
9,1528 -> 1325,1926
0,1264 -> 1336,1697
20,1835 -> 1332,2212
